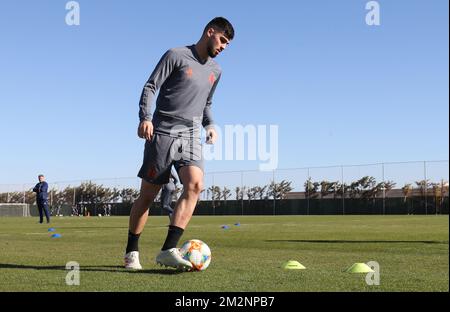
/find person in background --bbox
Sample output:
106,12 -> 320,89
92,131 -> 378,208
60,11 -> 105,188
32,174 -> 50,224
161,168 -> 180,221
107,203 -> 112,216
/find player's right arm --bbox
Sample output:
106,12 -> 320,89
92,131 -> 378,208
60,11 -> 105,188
138,49 -> 178,140
137,120 -> 154,141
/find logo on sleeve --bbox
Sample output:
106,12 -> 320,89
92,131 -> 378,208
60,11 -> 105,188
209,73 -> 216,85
186,67 -> 193,78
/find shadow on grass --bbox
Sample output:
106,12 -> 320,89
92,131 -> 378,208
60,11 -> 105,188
55,227 -> 128,230
265,240 -> 448,244
0,263 -> 184,275
56,225 -> 169,230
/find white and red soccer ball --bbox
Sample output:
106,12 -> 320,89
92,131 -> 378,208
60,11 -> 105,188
179,239 -> 211,271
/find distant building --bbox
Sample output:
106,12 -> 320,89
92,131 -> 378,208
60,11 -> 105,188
285,188 -> 449,199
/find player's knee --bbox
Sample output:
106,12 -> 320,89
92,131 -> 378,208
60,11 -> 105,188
138,194 -> 153,206
185,181 -> 203,195
138,182 -> 161,202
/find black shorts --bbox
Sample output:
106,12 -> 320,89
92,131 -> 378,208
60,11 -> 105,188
137,133 -> 204,185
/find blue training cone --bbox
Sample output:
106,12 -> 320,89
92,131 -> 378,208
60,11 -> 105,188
221,225 -> 230,230
48,228 -> 55,232
234,222 -> 240,226
51,233 -> 62,238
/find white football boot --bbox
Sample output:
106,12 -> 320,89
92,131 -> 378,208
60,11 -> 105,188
124,251 -> 143,270
156,248 -> 193,271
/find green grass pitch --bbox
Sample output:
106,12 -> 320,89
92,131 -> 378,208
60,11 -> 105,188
0,215 -> 448,291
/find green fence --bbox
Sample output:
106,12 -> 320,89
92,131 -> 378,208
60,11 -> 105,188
27,196 -> 448,217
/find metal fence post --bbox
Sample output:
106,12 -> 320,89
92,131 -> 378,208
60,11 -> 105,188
73,187 -> 76,206
241,171 -> 244,216
95,185 -> 98,216
272,170 -> 275,216
307,168 -> 310,215
424,161 -> 428,215
439,179 -> 444,215
382,163 -> 385,215
212,173 -> 215,216
341,166 -> 345,215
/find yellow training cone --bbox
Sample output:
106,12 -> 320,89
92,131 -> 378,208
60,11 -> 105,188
345,263 -> 375,273
282,260 -> 306,270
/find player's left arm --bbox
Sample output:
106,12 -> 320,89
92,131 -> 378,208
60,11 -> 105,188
203,73 -> 221,144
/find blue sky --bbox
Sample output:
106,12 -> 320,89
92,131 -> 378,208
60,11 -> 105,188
0,0 -> 448,185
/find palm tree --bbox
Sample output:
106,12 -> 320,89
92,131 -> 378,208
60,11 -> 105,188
304,178 -> 319,199
369,181 -> 396,206
336,183 -> 352,198
207,185 -> 221,209
348,181 -> 360,198
402,184 -> 413,203
246,187 -> 257,203
415,180 -> 430,197
329,181 -> 340,199
320,181 -> 334,199
267,180 -> 293,200
4,191 -> 27,203
359,176 -> 377,199
235,186 -> 245,200
120,188 -> 140,203
254,186 -> 267,200
431,180 -> 448,214
383,181 -> 396,194
222,187 -> 231,202
402,183 -> 413,214
213,186 -> 222,201
207,186 -> 215,200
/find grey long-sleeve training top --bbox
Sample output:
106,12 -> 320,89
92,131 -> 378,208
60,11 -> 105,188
139,45 -> 222,138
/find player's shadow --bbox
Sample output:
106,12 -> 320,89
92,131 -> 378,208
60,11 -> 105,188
0,263 -> 184,275
265,239 -> 448,244
58,225 -> 168,230
56,226 -> 128,229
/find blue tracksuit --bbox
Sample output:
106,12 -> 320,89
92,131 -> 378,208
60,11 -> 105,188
33,181 -> 50,223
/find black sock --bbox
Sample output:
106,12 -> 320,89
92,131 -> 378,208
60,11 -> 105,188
126,231 -> 141,254
162,225 -> 184,251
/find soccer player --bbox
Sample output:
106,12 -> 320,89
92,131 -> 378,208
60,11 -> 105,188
124,17 -> 234,270
32,174 -> 50,224
106,203 -> 112,216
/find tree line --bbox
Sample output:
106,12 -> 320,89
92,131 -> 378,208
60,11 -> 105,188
0,177 -> 448,206
0,181 -> 139,206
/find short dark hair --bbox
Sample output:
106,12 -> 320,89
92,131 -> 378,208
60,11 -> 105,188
38,174 -> 44,178
204,17 -> 234,40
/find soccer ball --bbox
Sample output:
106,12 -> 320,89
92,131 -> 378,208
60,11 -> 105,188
179,239 -> 211,271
